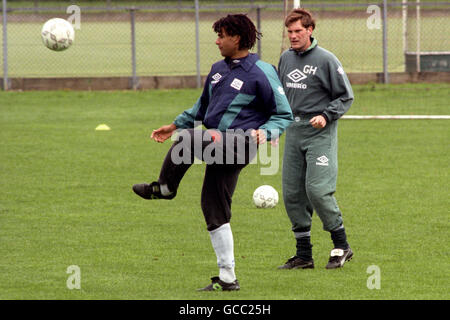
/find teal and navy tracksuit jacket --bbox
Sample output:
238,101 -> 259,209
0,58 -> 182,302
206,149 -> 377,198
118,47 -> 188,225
173,53 -> 293,140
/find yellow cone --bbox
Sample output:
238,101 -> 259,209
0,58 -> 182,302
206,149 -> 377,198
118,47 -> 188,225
95,124 -> 111,131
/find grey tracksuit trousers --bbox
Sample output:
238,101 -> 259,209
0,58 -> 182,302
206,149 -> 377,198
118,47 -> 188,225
282,116 -> 343,233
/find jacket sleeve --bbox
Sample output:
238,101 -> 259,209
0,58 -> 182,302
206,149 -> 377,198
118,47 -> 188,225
255,61 -> 294,140
322,57 -> 354,122
173,75 -> 211,129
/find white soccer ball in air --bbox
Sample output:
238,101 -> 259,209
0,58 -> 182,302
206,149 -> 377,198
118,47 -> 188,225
41,18 -> 75,51
253,185 -> 279,209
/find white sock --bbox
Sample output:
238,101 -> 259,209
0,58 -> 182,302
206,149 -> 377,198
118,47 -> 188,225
159,184 -> 172,196
209,223 -> 236,283
219,267 -> 236,284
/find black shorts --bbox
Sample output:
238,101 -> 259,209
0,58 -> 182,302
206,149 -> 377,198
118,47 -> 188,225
158,128 -> 257,231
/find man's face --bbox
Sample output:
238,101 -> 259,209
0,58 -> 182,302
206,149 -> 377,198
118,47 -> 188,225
215,28 -> 240,58
287,20 -> 312,52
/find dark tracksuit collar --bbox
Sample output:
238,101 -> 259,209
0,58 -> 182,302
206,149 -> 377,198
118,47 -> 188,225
224,53 -> 259,72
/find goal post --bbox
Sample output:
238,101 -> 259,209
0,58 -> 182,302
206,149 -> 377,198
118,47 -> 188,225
403,0 -> 450,72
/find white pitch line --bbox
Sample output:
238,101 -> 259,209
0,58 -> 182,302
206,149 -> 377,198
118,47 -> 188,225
342,115 -> 450,120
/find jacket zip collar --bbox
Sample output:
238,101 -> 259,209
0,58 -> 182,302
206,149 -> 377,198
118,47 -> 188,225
289,37 -> 318,56
224,53 -> 258,72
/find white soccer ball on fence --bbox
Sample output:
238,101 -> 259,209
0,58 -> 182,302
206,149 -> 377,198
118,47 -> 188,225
253,185 -> 279,209
41,18 -> 75,51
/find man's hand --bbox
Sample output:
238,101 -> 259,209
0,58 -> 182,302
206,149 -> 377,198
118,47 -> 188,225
151,123 -> 177,143
310,115 -> 327,129
250,129 -> 267,145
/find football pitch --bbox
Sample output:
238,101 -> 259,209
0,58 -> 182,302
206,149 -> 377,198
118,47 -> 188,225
0,83 -> 449,300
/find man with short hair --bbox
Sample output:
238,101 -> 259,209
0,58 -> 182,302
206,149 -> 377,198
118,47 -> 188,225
277,8 -> 354,270
133,14 -> 293,290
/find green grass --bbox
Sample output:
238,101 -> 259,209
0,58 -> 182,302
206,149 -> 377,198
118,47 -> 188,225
0,83 -> 449,300
1,12 -> 449,77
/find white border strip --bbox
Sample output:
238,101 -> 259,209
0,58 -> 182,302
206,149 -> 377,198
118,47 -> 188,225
405,51 -> 450,55
342,115 -> 450,119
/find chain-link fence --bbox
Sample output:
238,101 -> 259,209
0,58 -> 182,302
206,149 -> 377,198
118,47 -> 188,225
1,0 -> 449,89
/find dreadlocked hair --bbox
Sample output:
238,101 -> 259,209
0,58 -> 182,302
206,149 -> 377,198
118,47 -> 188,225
213,14 -> 262,50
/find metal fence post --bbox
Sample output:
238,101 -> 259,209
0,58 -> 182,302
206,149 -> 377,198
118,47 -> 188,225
194,0 -> 201,89
2,0 -> 9,90
130,7 -> 139,90
416,0 -> 421,72
402,0 -> 408,59
382,0 -> 389,83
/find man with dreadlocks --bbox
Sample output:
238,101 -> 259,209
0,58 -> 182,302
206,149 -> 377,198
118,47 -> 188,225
132,14 -> 293,291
